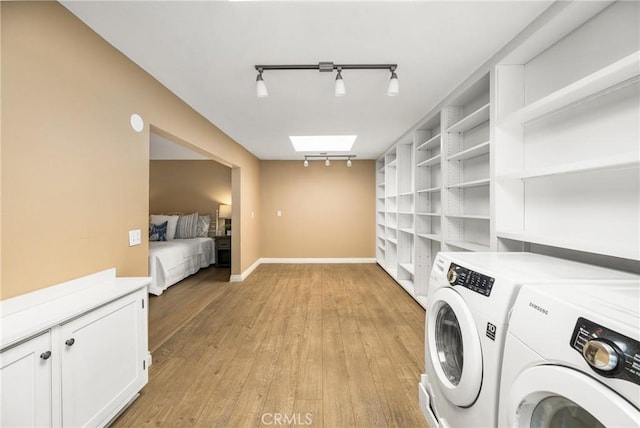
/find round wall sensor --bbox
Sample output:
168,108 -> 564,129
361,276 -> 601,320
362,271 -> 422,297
130,114 -> 144,132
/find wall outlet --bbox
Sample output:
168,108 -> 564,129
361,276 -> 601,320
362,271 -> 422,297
129,229 -> 142,246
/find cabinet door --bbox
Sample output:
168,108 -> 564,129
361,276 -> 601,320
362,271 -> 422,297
60,290 -> 147,427
0,332 -> 52,427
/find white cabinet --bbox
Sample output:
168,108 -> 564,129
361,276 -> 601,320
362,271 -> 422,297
0,333 -> 52,428
0,269 -> 150,427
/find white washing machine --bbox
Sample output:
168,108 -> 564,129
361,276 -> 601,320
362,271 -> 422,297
499,282 -> 640,427
418,252 -> 639,428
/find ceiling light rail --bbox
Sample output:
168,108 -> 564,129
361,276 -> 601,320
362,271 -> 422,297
303,154 -> 356,168
255,62 -> 398,98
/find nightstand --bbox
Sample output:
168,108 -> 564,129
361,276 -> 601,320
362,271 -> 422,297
215,235 -> 231,267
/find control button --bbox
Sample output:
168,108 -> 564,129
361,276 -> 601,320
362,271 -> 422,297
582,340 -> 620,372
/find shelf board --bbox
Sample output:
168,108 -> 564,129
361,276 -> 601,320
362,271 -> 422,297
398,191 -> 414,197
417,233 -> 441,242
416,212 -> 441,217
387,268 -> 398,278
446,240 -> 490,252
417,154 -> 442,167
399,263 -> 415,275
386,224 -> 398,230
496,154 -> 639,181
417,133 -> 441,151
447,178 -> 490,189
447,141 -> 490,162
445,214 -> 490,220
377,243 -> 385,250
502,51 -> 640,126
387,238 -> 398,245
399,228 -> 415,234
417,186 -> 442,193
398,211 -> 413,215
496,230 -> 640,261
446,103 -> 490,133
387,159 -> 398,167
386,194 -> 397,199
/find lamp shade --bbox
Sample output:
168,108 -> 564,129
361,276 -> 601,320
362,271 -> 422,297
256,73 -> 268,98
334,71 -> 346,97
387,71 -> 399,96
219,204 -> 232,219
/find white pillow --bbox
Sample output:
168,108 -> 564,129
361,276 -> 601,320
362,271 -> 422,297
150,215 -> 179,240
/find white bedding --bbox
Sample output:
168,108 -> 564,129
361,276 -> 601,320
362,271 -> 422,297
148,237 -> 215,295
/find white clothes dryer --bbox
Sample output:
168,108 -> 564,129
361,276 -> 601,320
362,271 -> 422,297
418,252 -> 639,428
498,282 -> 640,427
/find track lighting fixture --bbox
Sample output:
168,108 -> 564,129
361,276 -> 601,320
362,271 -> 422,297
255,62 -> 398,98
303,154 -> 356,167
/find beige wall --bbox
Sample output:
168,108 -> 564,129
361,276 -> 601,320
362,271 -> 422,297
1,2 -> 260,299
259,160 -> 376,258
149,160 -> 232,220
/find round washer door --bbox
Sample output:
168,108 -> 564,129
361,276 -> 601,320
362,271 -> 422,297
427,287 -> 483,407
507,365 -> 639,427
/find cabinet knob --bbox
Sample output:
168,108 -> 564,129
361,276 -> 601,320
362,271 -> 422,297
40,351 -> 52,360
65,338 -> 75,347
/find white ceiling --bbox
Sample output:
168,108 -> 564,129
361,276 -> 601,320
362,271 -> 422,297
62,1 -> 552,160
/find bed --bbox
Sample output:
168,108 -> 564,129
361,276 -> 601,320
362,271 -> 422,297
148,213 -> 216,296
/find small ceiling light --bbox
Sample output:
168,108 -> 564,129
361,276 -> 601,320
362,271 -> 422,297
325,158 -> 330,166
334,68 -> 346,97
387,68 -> 399,96
303,158 -> 309,167
256,68 -> 268,98
347,158 -> 352,167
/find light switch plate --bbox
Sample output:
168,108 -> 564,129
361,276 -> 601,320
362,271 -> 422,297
129,229 -> 142,246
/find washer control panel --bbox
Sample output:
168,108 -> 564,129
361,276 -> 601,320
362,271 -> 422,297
446,263 -> 495,297
571,317 -> 640,385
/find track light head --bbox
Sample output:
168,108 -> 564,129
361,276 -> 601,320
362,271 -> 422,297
303,159 -> 309,167
334,68 -> 346,97
347,158 -> 352,167
387,68 -> 399,96
256,68 -> 268,98
325,158 -> 330,166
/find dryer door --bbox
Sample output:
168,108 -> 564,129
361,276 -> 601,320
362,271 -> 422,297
427,287 -> 482,407
507,365 -> 639,427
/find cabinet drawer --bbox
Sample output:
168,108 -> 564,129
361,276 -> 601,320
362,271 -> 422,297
217,240 -> 231,250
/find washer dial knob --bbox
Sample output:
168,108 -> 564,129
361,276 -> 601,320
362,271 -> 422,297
582,339 -> 620,372
446,268 -> 458,285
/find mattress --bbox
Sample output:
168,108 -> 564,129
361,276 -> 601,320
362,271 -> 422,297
148,237 -> 215,295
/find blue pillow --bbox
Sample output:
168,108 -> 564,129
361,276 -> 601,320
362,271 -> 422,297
149,221 -> 168,242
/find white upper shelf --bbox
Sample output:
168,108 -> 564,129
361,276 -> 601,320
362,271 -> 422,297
446,103 -> 490,134
501,51 -> 640,126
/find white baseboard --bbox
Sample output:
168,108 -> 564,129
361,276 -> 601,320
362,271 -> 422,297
229,257 -> 376,282
229,257 -> 262,282
260,258 -> 376,264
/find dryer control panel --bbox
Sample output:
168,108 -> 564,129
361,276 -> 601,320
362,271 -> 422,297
447,263 -> 495,297
571,317 -> 640,385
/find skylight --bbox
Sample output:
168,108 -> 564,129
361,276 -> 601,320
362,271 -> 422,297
290,135 -> 357,152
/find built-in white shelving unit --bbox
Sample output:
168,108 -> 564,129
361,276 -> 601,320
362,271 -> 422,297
443,74 -> 492,254
376,2 -> 640,307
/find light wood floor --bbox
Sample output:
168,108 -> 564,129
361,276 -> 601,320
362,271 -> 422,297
113,264 -> 428,427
